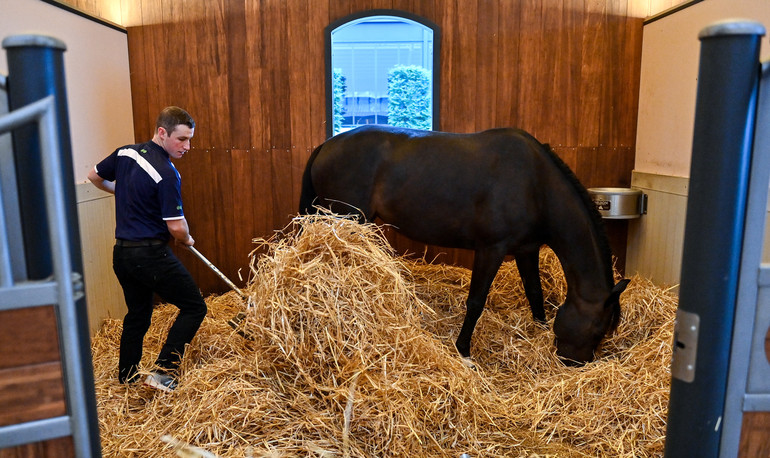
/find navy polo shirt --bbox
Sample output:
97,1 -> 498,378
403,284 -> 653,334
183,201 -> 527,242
95,140 -> 184,241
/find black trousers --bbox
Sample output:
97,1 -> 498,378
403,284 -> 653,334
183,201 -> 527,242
113,244 -> 207,383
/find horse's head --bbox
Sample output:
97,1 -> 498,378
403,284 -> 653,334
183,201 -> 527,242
552,279 -> 630,365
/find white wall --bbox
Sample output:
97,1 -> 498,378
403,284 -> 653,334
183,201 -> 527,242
636,0 -> 770,178
628,0 -> 770,287
1,0 -> 135,182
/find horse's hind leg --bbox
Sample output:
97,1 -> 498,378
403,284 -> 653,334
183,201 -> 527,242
455,245 -> 507,359
515,248 -> 546,324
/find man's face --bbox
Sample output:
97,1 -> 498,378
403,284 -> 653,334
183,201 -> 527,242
159,125 -> 194,159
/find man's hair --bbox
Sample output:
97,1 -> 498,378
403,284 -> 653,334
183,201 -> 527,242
156,106 -> 195,134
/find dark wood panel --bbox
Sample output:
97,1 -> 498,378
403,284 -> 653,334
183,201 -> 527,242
308,0 -> 330,144
225,0 -> 250,149
271,147 -> 297,230
739,412 -> 770,458
0,436 -> 74,458
494,0 -> 522,128
474,0 -> 499,130
0,307 -> 61,369
126,24 -> 149,143
0,362 -> 66,427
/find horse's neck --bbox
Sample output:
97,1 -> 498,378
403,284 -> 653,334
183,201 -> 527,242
547,206 -> 613,302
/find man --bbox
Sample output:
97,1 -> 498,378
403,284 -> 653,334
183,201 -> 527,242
88,106 -> 207,392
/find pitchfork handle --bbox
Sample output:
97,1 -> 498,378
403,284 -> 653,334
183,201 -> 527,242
187,246 -> 246,299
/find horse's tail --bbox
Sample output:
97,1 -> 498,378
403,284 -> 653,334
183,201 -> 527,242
298,143 -> 324,215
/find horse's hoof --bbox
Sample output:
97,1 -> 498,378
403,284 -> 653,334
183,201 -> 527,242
461,357 -> 477,370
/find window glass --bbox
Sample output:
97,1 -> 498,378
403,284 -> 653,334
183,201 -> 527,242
326,11 -> 439,137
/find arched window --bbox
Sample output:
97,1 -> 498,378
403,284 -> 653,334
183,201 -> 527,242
325,10 -> 440,137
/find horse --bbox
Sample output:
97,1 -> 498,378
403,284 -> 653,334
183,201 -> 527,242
299,124 -> 630,365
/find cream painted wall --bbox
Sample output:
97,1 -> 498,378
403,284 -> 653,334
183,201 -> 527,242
1,0 -> 134,182
636,0 -> 770,177
629,0 -> 770,286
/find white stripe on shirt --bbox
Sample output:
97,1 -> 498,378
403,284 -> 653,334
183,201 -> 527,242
117,148 -> 163,183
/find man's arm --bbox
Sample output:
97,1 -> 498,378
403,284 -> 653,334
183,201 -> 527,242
87,167 -> 115,194
166,218 -> 194,246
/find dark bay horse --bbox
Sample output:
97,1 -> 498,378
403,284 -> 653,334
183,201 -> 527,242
299,124 -> 629,365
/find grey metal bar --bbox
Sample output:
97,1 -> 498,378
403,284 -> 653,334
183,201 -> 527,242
0,175 -> 12,287
35,96 -> 98,458
0,282 -> 59,310
0,94 -> 97,455
758,264 -> 770,286
720,59 -> 770,457
743,394 -> 770,412
0,95 -> 57,133
0,98 -> 58,289
0,71 -> 25,283
0,416 -> 72,449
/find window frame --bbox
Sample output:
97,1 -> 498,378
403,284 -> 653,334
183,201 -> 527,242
324,9 -> 441,138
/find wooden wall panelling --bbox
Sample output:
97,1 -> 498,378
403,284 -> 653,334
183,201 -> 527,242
494,0 -> 522,129
201,0 -> 232,149
139,0 -> 163,137
0,307 -> 66,429
452,0 -> 479,133
126,23 -> 149,143
253,146 -> 276,244
120,0 -> 142,27
328,0 -> 360,20
195,0 -> 228,150
517,0 -> 547,139
287,1 -> 314,208
266,1 -> 291,150
225,0 -> 250,150
244,0 -> 269,150
619,15 -> 644,147
308,0 -> 330,144
475,0 -> 493,131
229,148 -> 259,282
394,0 -> 436,21
175,148 -> 218,294
212,148 -> 238,283
554,0 -> 583,146
739,412 -> 770,457
271,147 -> 296,230
578,4 -> 608,147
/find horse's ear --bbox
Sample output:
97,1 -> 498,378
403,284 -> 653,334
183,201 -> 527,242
609,279 -> 630,302
605,279 -> 630,333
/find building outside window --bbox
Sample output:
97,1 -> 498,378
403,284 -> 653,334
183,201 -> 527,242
327,12 -> 439,137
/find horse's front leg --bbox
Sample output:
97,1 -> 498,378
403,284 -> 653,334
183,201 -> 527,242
514,248 -> 546,324
455,244 -> 507,360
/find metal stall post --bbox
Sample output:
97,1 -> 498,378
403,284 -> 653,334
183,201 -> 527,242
664,20 -> 765,457
1,35 -> 100,456
4,35 -> 82,280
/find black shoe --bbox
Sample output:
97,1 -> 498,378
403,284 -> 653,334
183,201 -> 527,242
144,372 -> 177,392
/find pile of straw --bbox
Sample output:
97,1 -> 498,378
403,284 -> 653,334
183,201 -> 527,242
93,214 -> 677,457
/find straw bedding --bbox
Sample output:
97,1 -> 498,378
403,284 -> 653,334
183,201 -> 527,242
93,214 -> 677,457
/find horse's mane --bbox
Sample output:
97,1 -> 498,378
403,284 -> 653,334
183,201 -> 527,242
537,141 -> 615,287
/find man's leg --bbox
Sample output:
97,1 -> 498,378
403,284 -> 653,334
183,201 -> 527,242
113,246 -> 155,383
151,246 -> 207,373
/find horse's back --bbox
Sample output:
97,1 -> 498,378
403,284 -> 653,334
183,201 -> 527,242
309,125 -> 556,248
